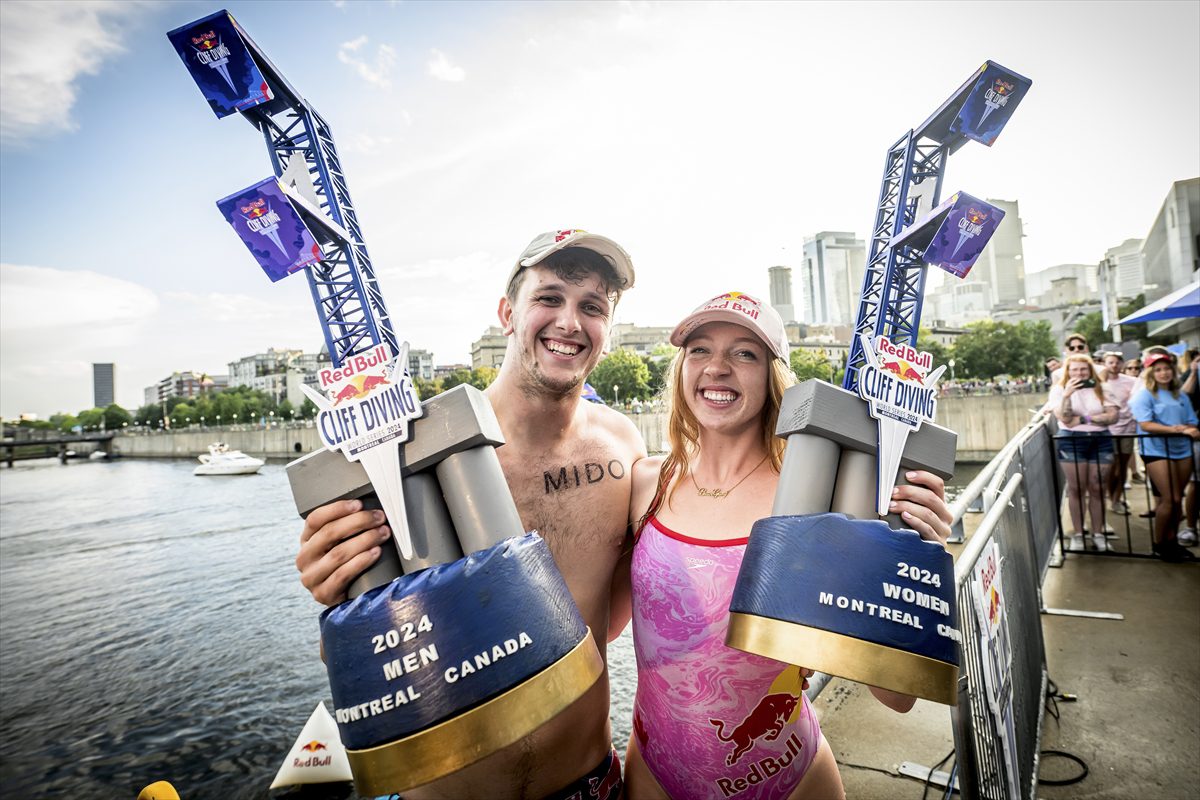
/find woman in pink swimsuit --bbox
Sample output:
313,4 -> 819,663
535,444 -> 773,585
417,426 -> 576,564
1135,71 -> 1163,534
610,292 -> 952,799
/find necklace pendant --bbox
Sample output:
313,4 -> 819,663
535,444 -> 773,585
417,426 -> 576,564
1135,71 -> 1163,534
697,487 -> 729,498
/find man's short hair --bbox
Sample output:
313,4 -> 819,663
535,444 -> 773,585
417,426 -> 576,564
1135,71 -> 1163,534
1065,333 -> 1088,346
505,247 -> 625,307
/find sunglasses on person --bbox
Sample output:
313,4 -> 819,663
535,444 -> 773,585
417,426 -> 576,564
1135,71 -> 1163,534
1066,344 -> 1088,352
1125,364 -> 1141,372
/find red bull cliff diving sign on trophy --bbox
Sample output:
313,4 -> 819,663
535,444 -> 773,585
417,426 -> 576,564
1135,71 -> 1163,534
856,335 -> 946,515
301,343 -> 423,558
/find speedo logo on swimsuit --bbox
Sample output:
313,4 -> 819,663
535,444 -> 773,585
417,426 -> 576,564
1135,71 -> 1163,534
686,556 -> 715,569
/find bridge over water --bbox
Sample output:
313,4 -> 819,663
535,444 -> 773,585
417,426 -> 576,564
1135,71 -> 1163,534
1,430 -> 115,466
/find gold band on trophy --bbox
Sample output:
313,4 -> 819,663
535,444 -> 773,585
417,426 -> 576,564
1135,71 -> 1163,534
727,613 -> 958,705
346,629 -> 604,795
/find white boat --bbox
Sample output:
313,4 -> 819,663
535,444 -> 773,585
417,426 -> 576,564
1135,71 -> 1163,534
193,443 -> 264,476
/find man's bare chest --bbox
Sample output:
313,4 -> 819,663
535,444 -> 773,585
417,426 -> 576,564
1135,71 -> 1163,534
499,442 -> 633,551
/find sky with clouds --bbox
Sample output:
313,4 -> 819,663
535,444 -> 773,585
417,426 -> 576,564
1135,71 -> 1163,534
1,0 -> 1197,418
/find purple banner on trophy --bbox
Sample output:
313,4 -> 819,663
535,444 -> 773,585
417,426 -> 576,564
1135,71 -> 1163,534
167,10 -> 272,119
217,178 -> 323,282
949,62 -> 1032,147
921,193 -> 1005,279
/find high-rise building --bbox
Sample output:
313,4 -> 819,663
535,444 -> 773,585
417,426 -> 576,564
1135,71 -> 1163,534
471,327 -> 508,369
1103,238 -> 1146,300
799,232 -> 866,327
408,349 -> 434,381
1140,178 -> 1199,343
1026,264 -> 1097,306
609,323 -> 674,356
963,198 -> 1026,306
767,266 -> 795,323
92,363 -> 114,408
227,347 -> 329,406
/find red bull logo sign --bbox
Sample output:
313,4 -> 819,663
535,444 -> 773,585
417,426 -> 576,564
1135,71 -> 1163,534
857,334 -> 946,515
301,343 -> 423,559
857,335 -> 940,429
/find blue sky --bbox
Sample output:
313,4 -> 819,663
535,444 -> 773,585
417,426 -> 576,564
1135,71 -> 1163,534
2,0 -> 1198,418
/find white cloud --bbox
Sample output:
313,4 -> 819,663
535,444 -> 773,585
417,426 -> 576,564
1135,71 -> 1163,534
427,49 -> 465,82
0,1 -> 143,144
338,36 -> 397,89
1,263 -> 159,331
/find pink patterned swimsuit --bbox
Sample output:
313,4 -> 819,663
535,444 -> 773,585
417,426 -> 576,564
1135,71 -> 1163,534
631,516 -> 821,800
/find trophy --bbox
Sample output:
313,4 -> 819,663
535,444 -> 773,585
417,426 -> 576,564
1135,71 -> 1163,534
168,10 -> 603,794
724,60 -> 1032,703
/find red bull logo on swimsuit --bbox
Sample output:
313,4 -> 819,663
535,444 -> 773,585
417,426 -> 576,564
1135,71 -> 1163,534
709,691 -> 805,797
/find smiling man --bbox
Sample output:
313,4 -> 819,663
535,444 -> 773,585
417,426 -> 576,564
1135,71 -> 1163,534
296,229 -> 647,799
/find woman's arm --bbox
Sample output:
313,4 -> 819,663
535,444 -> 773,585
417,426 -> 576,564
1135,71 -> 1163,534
608,455 -> 664,642
1090,403 -> 1119,426
1052,384 -> 1080,426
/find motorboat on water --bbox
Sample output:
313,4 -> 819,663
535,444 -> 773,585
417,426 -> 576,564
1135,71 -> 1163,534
193,443 -> 264,476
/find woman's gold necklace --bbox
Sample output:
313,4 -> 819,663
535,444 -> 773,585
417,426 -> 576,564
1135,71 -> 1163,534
691,454 -> 770,499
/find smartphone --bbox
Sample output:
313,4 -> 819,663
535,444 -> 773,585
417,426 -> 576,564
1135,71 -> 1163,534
1080,378 -> 1096,389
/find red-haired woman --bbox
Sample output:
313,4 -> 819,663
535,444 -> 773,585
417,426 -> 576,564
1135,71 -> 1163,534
1050,354 -> 1119,552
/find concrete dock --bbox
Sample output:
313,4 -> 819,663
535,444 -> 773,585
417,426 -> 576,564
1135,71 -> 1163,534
816,486 -> 1200,799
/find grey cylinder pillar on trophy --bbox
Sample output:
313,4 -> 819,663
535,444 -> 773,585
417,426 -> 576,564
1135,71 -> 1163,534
287,384 -> 516,595
772,378 -> 956,523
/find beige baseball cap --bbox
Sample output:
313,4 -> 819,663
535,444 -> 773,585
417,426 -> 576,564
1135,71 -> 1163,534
508,229 -> 635,290
670,291 -> 790,361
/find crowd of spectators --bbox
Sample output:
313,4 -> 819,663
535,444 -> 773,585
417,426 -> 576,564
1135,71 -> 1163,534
1044,333 -> 1199,563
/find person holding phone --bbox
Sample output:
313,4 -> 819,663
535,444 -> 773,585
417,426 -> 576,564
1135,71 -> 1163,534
1050,354 -> 1119,552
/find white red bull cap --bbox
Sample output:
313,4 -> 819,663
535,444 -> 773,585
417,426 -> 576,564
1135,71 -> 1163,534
509,229 -> 635,290
670,291 -> 790,362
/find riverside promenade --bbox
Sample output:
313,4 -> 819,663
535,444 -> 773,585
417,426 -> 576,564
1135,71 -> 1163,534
109,391 -> 1049,463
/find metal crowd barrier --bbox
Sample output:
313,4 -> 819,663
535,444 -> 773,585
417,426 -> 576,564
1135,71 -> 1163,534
949,473 -> 1048,800
800,413 -> 1193,796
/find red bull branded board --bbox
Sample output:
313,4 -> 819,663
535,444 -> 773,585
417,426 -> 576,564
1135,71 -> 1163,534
919,193 -> 1006,279
216,177 -> 323,282
167,10 -> 272,119
948,62 -> 1032,147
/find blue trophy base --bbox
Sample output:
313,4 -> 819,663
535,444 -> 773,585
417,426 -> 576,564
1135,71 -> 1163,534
727,513 -> 959,705
320,532 -> 603,793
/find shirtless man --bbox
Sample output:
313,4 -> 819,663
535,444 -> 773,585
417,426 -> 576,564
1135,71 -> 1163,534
296,229 -> 647,799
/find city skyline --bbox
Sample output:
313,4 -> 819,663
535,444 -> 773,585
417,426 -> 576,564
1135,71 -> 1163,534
2,1 -> 1197,418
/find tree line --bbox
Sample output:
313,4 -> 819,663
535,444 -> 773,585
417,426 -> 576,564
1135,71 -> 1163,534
12,318 -> 1098,433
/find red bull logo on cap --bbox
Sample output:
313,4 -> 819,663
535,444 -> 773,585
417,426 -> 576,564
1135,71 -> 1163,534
703,291 -> 762,320
554,229 -> 585,242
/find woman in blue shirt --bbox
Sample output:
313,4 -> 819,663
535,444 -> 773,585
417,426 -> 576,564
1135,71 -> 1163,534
1130,351 -> 1200,562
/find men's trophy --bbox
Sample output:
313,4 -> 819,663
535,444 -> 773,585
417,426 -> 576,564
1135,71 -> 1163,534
168,9 -> 604,795
725,62 -> 1030,705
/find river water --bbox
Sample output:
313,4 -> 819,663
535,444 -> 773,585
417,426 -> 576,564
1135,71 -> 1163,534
0,457 -> 637,799
0,456 -> 977,798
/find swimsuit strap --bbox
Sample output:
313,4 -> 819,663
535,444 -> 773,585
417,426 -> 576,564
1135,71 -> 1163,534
635,462 -> 678,542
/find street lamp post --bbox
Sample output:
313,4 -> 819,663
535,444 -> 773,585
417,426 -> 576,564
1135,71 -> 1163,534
613,385 -> 620,408
948,358 -> 956,383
